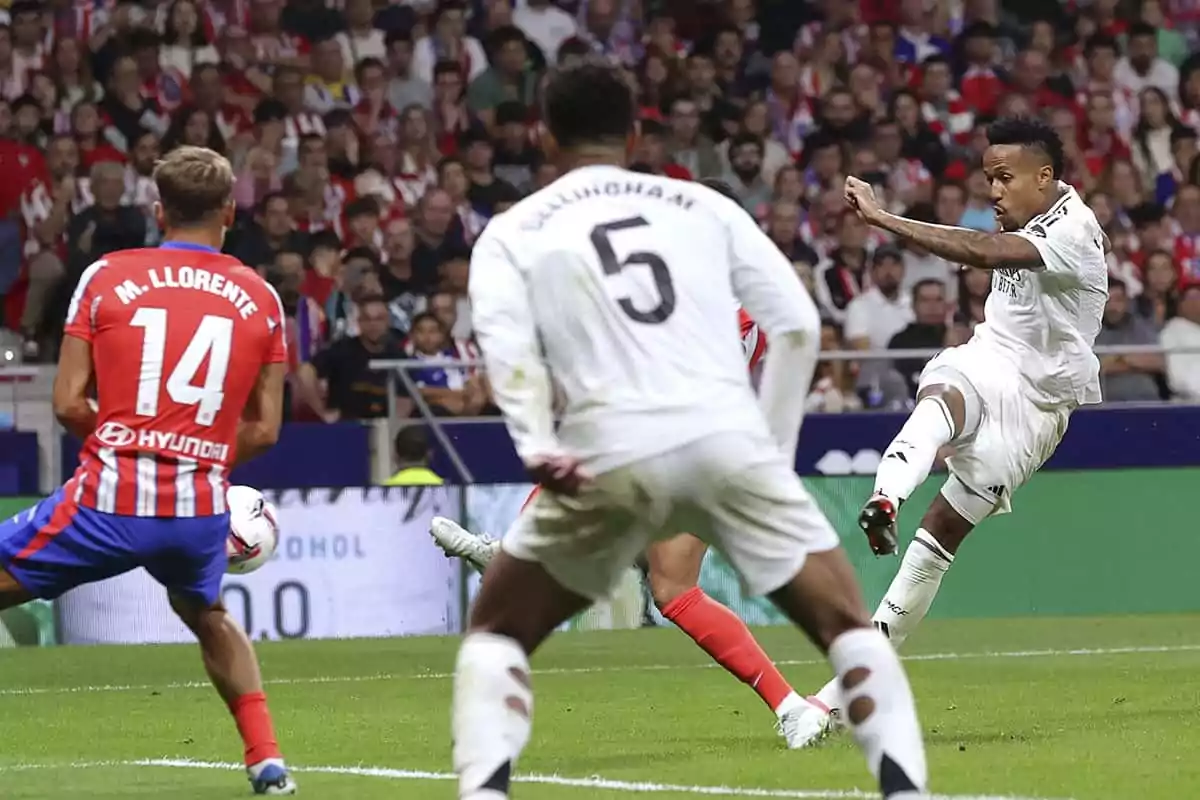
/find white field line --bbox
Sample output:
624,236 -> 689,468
0,642 -> 1197,698
0,757 -> 1070,800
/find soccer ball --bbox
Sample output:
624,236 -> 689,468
225,485 -> 280,575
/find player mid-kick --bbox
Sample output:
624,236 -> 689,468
788,116 -> 1108,746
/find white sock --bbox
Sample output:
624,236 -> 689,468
874,397 -> 956,503
872,529 -> 954,648
811,675 -> 841,715
828,628 -> 928,797
452,633 -> 534,800
774,690 -> 807,718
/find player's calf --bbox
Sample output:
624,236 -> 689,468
170,595 -> 296,795
454,550 -> 591,799
769,549 -> 928,796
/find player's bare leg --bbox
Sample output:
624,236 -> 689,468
170,594 -> 296,796
0,567 -> 34,610
802,384 -> 978,744
769,547 -> 927,798
452,548 -> 591,799
646,533 -> 816,747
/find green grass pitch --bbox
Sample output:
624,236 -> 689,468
1,614 -> 1199,799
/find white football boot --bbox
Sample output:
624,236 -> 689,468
776,698 -> 835,749
430,516 -> 501,574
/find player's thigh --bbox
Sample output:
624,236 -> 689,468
0,491 -> 133,602
941,387 -> 1070,525
691,434 -> 841,598
502,474 -> 654,603
144,514 -> 231,610
644,533 -> 708,608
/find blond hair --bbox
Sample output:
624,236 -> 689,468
153,146 -> 235,228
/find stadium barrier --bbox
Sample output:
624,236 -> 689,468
3,468 -> 1198,647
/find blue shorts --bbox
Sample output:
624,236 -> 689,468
0,488 -> 230,605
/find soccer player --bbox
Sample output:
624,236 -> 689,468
788,116 -> 1109,746
0,147 -> 297,795
451,60 -> 928,800
431,307 -> 817,747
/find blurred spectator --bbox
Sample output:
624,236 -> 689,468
1115,22 -> 1179,97
815,210 -> 872,322
764,199 -> 819,266
326,247 -> 388,340
468,25 -> 537,128
806,321 -> 863,413
1161,283 -> 1200,400
387,30 -> 434,112
296,296 -> 412,422
721,133 -> 771,212
956,265 -> 991,331
491,101 -> 539,191
513,0 -> 580,66
1135,250 -> 1180,329
413,1 -> 487,86
1096,278 -> 1166,402
896,202 -> 954,300
960,168 -> 997,232
383,425 -> 444,486
335,0 -> 387,70
667,95 -> 721,180
228,192 -> 306,269
412,187 -> 466,285
403,311 -> 487,416
889,278 -> 950,396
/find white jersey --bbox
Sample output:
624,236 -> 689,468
469,164 -> 818,472
973,182 -> 1107,408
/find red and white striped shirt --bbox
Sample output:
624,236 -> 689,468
921,90 -> 973,146
62,247 -> 288,518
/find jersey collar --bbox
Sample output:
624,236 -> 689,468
160,241 -> 221,253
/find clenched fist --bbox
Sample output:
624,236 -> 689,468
844,176 -> 884,225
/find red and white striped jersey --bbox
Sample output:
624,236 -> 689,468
739,308 -> 767,371
62,245 -> 288,518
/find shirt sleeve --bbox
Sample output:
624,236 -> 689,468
1009,208 -> 1101,286
260,281 -> 289,364
468,225 -> 559,463
62,259 -> 109,343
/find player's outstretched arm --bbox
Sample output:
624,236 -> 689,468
53,335 -> 98,441
235,363 -> 286,466
844,177 -> 1043,271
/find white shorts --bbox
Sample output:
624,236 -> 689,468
919,342 -> 1070,525
501,430 -> 841,601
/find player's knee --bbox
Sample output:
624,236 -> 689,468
919,494 -> 974,556
649,574 -> 691,610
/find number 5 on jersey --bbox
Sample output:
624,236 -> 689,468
591,216 -> 676,324
130,307 -> 232,426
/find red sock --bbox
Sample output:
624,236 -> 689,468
661,587 -> 795,712
230,691 -> 283,766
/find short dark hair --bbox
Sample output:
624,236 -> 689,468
343,245 -> 380,266
254,98 -> 287,125
410,311 -> 444,331
154,146 -> 235,228
1108,275 -> 1128,293
872,245 -> 904,266
488,24 -> 527,54
543,59 -> 635,149
911,278 -> 946,302
1084,33 -> 1120,59
1127,21 -> 1157,41
354,57 -> 387,83
986,115 -> 1065,179
727,132 -> 764,157
345,195 -> 381,220
394,424 -> 432,462
433,59 -> 464,81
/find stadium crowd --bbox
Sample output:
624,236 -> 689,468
0,0 -> 1199,422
